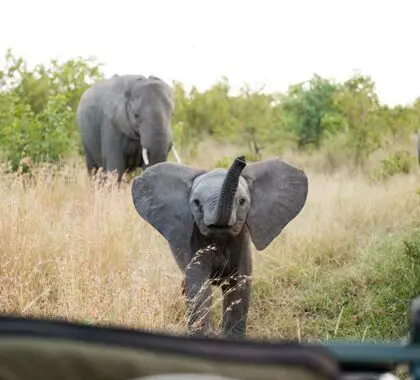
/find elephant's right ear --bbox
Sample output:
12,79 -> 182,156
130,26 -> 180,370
132,162 -> 206,249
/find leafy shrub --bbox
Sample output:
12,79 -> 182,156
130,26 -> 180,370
371,149 -> 416,182
213,153 -> 261,169
0,49 -> 104,172
213,156 -> 234,169
1,48 -> 420,178
0,94 -> 76,171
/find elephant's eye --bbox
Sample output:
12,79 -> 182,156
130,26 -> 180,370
193,199 -> 201,207
239,197 -> 246,206
134,113 -> 140,119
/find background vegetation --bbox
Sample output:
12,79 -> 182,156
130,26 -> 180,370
0,49 -> 419,343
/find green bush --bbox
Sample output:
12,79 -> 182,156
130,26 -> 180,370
1,48 -> 420,175
213,156 -> 233,169
0,94 -> 76,171
371,149 -> 416,182
213,153 -> 261,169
0,49 -> 103,172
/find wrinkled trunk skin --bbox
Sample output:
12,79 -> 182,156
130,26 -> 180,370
147,143 -> 168,165
210,156 -> 247,226
141,129 -> 170,169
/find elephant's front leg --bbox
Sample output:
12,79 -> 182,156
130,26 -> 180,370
184,263 -> 213,337
103,154 -> 127,183
220,274 -> 252,339
101,122 -> 127,183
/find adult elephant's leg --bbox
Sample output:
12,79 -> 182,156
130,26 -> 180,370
101,121 -> 127,183
83,142 -> 99,176
105,153 -> 127,183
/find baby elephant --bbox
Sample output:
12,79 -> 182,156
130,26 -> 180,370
131,156 -> 308,339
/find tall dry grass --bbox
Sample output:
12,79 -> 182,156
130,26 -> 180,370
0,144 -> 419,342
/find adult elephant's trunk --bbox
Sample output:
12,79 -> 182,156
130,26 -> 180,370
141,146 -> 168,167
141,133 -> 170,168
210,156 -> 247,226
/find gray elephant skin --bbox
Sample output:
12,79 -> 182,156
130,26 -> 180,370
131,156 -> 309,339
76,74 -> 178,181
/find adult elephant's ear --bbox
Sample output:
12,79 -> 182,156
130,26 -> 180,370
132,162 -> 206,249
124,75 -> 146,99
242,158 -> 309,251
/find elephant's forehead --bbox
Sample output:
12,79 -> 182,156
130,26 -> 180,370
191,169 -> 249,197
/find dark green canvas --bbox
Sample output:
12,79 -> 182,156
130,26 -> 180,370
0,315 -> 339,380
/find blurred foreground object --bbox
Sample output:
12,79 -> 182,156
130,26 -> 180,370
1,296 -> 420,379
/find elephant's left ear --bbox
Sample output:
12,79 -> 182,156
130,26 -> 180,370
132,163 -> 206,250
242,158 -> 309,251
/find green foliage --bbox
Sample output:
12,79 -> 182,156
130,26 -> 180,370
378,104 -> 417,142
0,94 -> 77,170
213,153 -> 262,169
354,229 -> 420,340
1,48 -> 104,114
171,78 -> 235,157
228,85 -> 279,158
1,49 -> 419,172
371,150 -> 416,182
0,49 -> 104,171
298,228 -> 420,341
213,156 -> 235,169
281,74 -> 341,150
332,73 -> 383,168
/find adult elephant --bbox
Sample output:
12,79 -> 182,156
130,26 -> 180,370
76,74 -> 181,182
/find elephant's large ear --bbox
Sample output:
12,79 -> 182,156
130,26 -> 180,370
132,162 -> 206,249
242,158 -> 309,251
124,76 -> 146,99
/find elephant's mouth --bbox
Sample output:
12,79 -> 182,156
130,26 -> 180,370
206,225 -> 237,237
209,224 -> 229,230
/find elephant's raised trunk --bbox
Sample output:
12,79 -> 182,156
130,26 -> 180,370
211,156 -> 247,226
